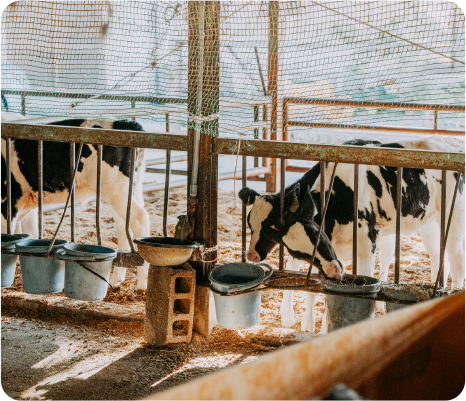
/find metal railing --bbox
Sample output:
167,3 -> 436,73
214,136 -> 465,289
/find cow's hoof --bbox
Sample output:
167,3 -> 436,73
281,315 -> 296,328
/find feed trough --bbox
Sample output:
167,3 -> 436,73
56,244 -> 117,301
1,233 -> 29,288
16,239 -> 68,294
322,274 -> 381,332
133,237 -> 198,266
209,262 -> 273,330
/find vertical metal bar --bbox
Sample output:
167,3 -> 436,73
439,170 -> 447,287
279,158 -> 285,271
320,162 -> 325,216
70,143 -> 75,242
242,155 -> 247,263
163,150 -> 171,237
283,100 -> 288,170
38,141 -> 43,239
21,93 -> 25,116
394,167 -> 403,283
131,99 -> 136,122
352,164 -> 359,275
434,110 -> 438,133
266,0 -> 279,193
96,145 -> 102,246
253,105 -> 259,168
262,104 -> 269,168
125,147 -> 136,253
163,113 -> 171,238
6,138 -> 11,234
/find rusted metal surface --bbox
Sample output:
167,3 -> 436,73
266,0 -> 278,193
38,140 -> 43,239
150,294 -> 464,400
112,251 -> 145,267
440,170 -> 447,287
125,148 -> 136,254
5,138 -> 11,234
283,97 -> 466,112
242,155 -> 247,263
96,145 -> 102,246
214,138 -> 465,171
279,158 -> 285,270
163,150 -> 171,238
70,143 -> 75,242
287,121 -> 464,136
395,167 -> 403,283
1,123 -> 188,151
353,164 -> 359,274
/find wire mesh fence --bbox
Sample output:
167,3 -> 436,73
2,1 -> 465,142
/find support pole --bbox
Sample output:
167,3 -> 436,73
266,0 -> 279,193
188,0 -> 220,337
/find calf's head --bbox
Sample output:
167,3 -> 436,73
281,187 -> 343,279
239,183 -> 301,263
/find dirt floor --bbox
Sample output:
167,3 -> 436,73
1,187 -> 445,400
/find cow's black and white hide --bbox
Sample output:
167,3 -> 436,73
239,136 -> 465,332
1,118 -> 150,290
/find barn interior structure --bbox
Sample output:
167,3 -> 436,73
1,1 -> 465,399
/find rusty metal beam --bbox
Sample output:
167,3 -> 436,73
214,138 -> 465,171
283,97 -> 466,112
2,123 -> 188,151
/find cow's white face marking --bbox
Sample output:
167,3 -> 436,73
247,197 -> 273,256
282,222 -> 342,279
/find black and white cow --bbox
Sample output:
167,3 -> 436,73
239,136 -> 465,332
1,118 -> 150,289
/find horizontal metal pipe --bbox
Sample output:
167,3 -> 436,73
287,121 -> 464,136
214,138 -> 465,171
283,97 -> 466,112
146,168 -> 187,175
2,123 -> 188,151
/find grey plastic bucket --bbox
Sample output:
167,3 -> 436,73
209,262 -> 273,330
16,239 -> 68,294
58,244 -> 117,301
1,234 -> 30,288
323,274 -> 380,332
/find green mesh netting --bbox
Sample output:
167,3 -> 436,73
2,1 -> 464,142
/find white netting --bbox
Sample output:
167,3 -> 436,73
2,1 -> 464,140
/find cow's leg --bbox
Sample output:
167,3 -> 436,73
419,221 -> 450,288
378,234 -> 396,281
445,206 -> 465,289
280,256 -> 301,328
301,266 -> 320,333
104,197 -> 150,290
17,208 -> 39,238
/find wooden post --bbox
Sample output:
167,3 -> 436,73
266,0 -> 279,193
187,1 -> 219,336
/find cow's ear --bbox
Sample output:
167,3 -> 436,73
239,187 -> 260,206
300,186 -> 318,218
285,183 -> 300,213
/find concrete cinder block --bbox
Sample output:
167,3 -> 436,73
144,263 -> 196,346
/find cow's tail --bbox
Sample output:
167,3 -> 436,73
134,148 -> 145,206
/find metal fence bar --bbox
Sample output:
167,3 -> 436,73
70,143 -> 75,242
214,138 -> 465,171
283,97 -> 466,112
320,162 -> 325,216
125,148 -> 136,253
279,158 -> 285,271
163,113 -> 171,238
254,105 -> 259,168
6,138 -> 11,234
96,145 -> 102,246
242,155 -> 247,263
353,164 -> 359,274
440,170 -> 447,287
38,140 -> 43,239
2,123 -> 188,151
394,167 -> 403,283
